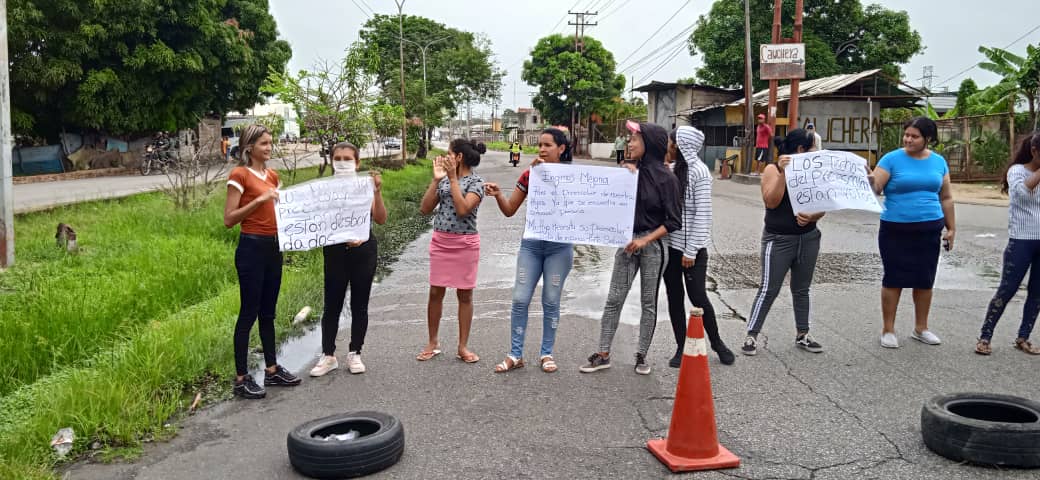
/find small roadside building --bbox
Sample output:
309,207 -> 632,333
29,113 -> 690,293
652,69 -> 924,172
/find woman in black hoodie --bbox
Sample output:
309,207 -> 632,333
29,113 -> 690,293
580,121 -> 682,375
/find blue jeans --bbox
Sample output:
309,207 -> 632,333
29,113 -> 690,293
509,239 -> 574,359
980,238 -> 1040,341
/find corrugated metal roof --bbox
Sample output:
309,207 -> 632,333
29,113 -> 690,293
674,69 -> 926,116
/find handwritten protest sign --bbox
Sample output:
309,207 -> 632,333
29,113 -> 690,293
274,175 -> 374,252
523,163 -> 638,247
784,150 -> 882,214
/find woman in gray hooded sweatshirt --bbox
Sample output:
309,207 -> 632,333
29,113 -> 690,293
580,121 -> 682,375
662,126 -> 735,367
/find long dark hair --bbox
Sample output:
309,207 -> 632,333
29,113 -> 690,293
541,127 -> 572,163
449,139 -> 487,167
774,128 -> 815,156
1002,132 -> 1040,194
669,129 -> 689,195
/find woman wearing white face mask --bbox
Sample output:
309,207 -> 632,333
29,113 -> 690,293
310,142 -> 388,377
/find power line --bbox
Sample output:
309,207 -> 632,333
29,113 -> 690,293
349,0 -> 373,19
618,24 -> 696,74
934,23 -> 1040,88
614,0 -> 693,67
357,0 -> 377,16
599,0 -> 633,22
636,41 -> 688,85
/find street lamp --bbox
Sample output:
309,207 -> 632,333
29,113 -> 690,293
400,34 -> 453,149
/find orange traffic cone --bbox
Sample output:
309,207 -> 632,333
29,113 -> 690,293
647,307 -> 740,472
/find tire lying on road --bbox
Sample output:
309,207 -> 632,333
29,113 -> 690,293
921,392 -> 1040,468
287,411 -> 404,478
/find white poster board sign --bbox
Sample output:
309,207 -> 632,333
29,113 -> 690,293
523,163 -> 638,248
784,150 -> 882,215
274,175 -> 374,252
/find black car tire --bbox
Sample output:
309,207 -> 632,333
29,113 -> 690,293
287,411 -> 404,479
921,392 -> 1040,468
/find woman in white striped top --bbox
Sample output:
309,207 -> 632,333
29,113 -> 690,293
661,126 -> 735,367
976,132 -> 1040,355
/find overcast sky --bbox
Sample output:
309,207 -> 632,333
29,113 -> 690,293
269,0 -> 1040,114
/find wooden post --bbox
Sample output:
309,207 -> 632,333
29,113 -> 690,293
742,0 -> 754,175
764,0 -> 783,173
962,116 -> 972,180
787,0 -> 804,129
0,0 -> 14,267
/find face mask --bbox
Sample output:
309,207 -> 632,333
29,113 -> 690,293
332,160 -> 356,176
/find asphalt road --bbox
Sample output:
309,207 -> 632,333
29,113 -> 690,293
66,150 -> 1038,479
13,142 -> 398,214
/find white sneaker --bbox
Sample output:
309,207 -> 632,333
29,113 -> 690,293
911,329 -> 942,345
346,351 -> 366,374
880,333 -> 899,349
309,355 -> 338,377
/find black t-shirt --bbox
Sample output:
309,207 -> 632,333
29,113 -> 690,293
763,164 -> 817,235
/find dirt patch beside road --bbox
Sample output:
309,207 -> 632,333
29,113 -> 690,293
952,183 -> 1007,207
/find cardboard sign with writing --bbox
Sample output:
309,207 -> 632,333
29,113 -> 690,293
784,150 -> 882,214
524,163 -> 638,248
274,175 -> 374,252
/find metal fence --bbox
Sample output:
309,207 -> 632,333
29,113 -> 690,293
880,113 -> 1014,182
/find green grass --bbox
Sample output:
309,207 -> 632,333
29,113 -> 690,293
485,141 -> 539,155
0,159 -> 434,478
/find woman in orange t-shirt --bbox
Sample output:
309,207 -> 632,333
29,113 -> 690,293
223,124 -> 301,399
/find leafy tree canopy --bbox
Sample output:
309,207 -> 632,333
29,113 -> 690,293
357,14 -> 504,130
688,0 -> 922,89
522,34 -> 626,126
9,0 -> 292,141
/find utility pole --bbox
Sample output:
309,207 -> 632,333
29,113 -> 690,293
743,0 -> 754,175
787,0 -> 805,128
394,0 -> 407,162
568,10 -> 597,156
0,0 -> 13,267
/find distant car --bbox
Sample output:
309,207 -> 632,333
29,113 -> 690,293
383,137 -> 402,149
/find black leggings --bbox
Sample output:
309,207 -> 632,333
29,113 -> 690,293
662,247 -> 722,351
233,234 -> 283,376
321,239 -> 378,355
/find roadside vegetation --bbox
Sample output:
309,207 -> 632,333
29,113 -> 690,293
0,158 -> 434,478
485,141 -> 539,155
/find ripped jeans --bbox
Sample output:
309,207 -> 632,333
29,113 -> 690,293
980,238 -> 1040,341
509,239 -> 574,359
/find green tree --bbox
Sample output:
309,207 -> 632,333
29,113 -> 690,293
357,14 -> 503,145
8,0 -> 291,141
522,34 -> 626,126
264,43 -> 376,176
687,0 -> 922,89
949,78 -> 980,117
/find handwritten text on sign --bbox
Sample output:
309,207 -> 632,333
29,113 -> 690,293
275,175 -> 374,252
784,150 -> 881,215
524,163 -> 637,247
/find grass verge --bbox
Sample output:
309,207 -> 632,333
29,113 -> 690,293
0,159 -> 434,478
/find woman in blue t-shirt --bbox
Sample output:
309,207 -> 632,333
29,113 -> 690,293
869,116 -> 956,349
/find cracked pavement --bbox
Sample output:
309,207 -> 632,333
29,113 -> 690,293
67,153 -> 1038,479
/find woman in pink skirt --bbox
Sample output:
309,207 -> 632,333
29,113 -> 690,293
417,139 -> 487,363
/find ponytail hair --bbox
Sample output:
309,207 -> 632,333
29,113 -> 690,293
449,138 -> 486,167
541,127 -> 572,163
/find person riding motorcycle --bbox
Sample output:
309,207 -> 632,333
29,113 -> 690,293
509,141 -> 522,166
